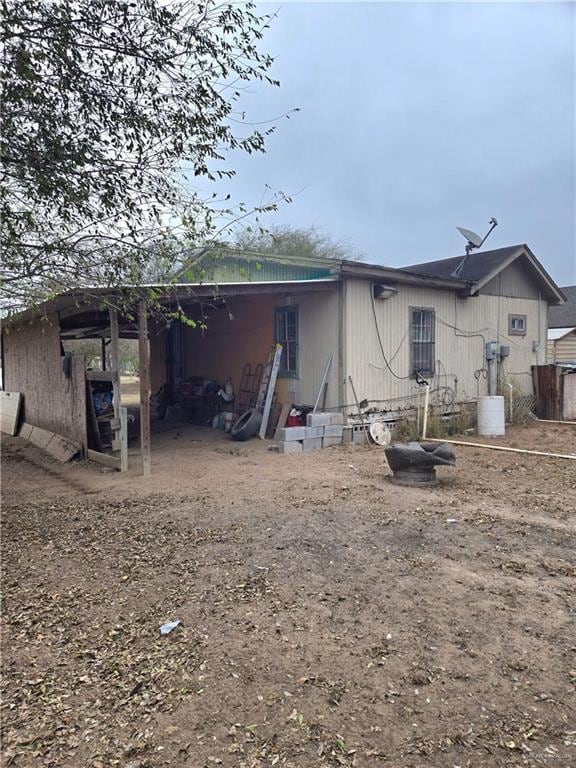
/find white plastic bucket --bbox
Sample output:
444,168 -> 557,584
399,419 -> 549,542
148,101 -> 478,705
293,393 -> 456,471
477,395 -> 505,437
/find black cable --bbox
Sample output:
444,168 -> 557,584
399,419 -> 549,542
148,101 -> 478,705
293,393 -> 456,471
369,287 -> 413,380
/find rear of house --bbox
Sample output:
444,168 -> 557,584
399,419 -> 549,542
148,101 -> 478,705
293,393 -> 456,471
343,246 -> 558,410
1,242 -> 565,470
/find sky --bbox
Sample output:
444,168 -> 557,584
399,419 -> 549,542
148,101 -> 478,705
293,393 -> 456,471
202,1 -> 576,286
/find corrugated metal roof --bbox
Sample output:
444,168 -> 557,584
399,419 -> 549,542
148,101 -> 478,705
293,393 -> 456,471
177,253 -> 334,284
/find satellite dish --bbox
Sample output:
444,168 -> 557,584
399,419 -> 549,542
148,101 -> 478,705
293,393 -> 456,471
456,227 -> 482,248
453,218 -> 499,278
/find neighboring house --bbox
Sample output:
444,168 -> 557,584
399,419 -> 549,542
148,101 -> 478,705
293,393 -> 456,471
547,285 -> 576,364
1,243 -> 564,452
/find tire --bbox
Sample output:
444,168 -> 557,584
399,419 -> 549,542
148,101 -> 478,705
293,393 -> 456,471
230,408 -> 262,441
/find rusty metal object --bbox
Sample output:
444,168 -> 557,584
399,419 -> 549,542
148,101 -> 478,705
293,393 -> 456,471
385,441 -> 455,486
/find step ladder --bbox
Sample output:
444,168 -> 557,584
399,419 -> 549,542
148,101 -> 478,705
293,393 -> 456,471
256,343 -> 283,438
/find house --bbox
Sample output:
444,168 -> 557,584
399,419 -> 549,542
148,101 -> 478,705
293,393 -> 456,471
547,285 -> 576,364
1,242 -> 564,471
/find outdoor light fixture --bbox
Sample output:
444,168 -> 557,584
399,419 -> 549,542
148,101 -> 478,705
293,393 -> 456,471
372,282 -> 397,300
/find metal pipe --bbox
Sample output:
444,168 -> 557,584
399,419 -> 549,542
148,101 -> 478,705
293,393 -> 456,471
535,419 -> 576,425
313,355 -> 332,413
422,383 -> 431,439
348,375 -> 370,445
506,382 -> 513,423
425,437 -> 576,461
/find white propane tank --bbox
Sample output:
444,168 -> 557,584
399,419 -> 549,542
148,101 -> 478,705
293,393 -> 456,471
477,395 -> 505,436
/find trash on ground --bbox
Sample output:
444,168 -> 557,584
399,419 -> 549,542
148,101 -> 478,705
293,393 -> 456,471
160,619 -> 182,635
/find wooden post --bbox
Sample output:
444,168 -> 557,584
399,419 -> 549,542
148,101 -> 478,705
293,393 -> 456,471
120,406 -> 128,472
109,308 -> 121,453
101,337 -> 107,370
138,300 -> 151,476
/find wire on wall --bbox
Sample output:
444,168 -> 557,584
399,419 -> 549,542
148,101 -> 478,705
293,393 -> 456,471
369,286 -> 412,380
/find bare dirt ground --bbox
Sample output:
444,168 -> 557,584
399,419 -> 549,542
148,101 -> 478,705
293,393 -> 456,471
1,423 -> 575,768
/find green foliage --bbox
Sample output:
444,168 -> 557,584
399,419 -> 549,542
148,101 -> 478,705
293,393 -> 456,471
233,224 -> 364,261
1,0 -> 289,313
63,339 -> 139,374
393,404 -> 475,442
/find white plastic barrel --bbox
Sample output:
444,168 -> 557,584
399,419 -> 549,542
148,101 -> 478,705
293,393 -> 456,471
477,395 -> 505,437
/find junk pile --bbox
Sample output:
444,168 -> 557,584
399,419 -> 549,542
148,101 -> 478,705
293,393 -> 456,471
384,441 -> 456,485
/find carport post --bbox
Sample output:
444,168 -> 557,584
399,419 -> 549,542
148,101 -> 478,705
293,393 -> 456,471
138,300 -> 151,476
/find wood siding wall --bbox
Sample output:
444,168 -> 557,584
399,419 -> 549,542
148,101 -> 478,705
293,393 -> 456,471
3,314 -> 87,445
344,279 -> 547,407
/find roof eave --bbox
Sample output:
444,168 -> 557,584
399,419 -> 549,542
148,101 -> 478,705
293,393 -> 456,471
340,260 -> 471,290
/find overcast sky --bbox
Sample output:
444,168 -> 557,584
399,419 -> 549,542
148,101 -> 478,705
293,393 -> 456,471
205,1 -> 576,285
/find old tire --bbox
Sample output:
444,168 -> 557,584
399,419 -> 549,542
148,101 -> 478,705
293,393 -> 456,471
231,408 -> 262,441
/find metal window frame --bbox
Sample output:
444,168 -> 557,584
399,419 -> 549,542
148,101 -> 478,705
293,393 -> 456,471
275,305 -> 299,378
409,306 -> 436,377
508,313 -> 527,336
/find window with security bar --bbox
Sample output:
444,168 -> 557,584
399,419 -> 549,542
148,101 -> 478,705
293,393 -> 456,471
410,308 -> 435,377
275,306 -> 298,377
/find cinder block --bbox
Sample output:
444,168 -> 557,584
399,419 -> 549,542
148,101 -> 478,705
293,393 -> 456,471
342,426 -> 353,444
305,426 -> 324,438
329,413 -> 345,425
302,437 -> 322,452
306,412 -> 331,427
353,431 -> 368,445
322,436 -> 342,448
324,424 -> 343,438
278,426 -> 306,442
278,440 -> 303,454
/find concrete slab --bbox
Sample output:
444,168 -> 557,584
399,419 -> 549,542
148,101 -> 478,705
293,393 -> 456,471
329,413 -> 345,425
323,436 -> 342,448
305,426 -> 324,438
324,425 -> 343,438
29,426 -> 54,450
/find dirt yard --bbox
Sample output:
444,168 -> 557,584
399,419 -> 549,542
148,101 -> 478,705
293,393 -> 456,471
1,423 -> 575,768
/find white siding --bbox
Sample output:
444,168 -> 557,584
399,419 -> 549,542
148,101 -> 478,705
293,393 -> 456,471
274,287 -> 341,408
344,278 -> 547,408
480,259 -> 540,299
549,331 -> 576,363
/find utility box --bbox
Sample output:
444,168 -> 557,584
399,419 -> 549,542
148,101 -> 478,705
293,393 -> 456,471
485,341 -> 498,361
500,345 -> 510,358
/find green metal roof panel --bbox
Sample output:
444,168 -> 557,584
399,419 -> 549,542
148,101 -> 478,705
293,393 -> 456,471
177,254 -> 334,284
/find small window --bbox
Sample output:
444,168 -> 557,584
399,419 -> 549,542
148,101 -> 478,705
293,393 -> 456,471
508,314 -> 527,336
275,306 -> 298,377
410,308 -> 435,377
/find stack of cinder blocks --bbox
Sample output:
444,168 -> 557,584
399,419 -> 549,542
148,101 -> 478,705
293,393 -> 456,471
277,412 -> 345,454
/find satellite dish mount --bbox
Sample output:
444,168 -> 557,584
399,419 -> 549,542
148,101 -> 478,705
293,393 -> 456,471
452,217 -> 498,278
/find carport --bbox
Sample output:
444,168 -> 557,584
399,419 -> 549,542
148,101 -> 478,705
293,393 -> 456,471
2,278 -> 340,474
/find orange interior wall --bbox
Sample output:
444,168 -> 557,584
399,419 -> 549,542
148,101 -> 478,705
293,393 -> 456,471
182,296 -> 275,396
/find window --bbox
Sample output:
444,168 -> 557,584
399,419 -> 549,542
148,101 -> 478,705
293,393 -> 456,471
410,308 -> 435,377
508,314 -> 527,336
275,306 -> 298,376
